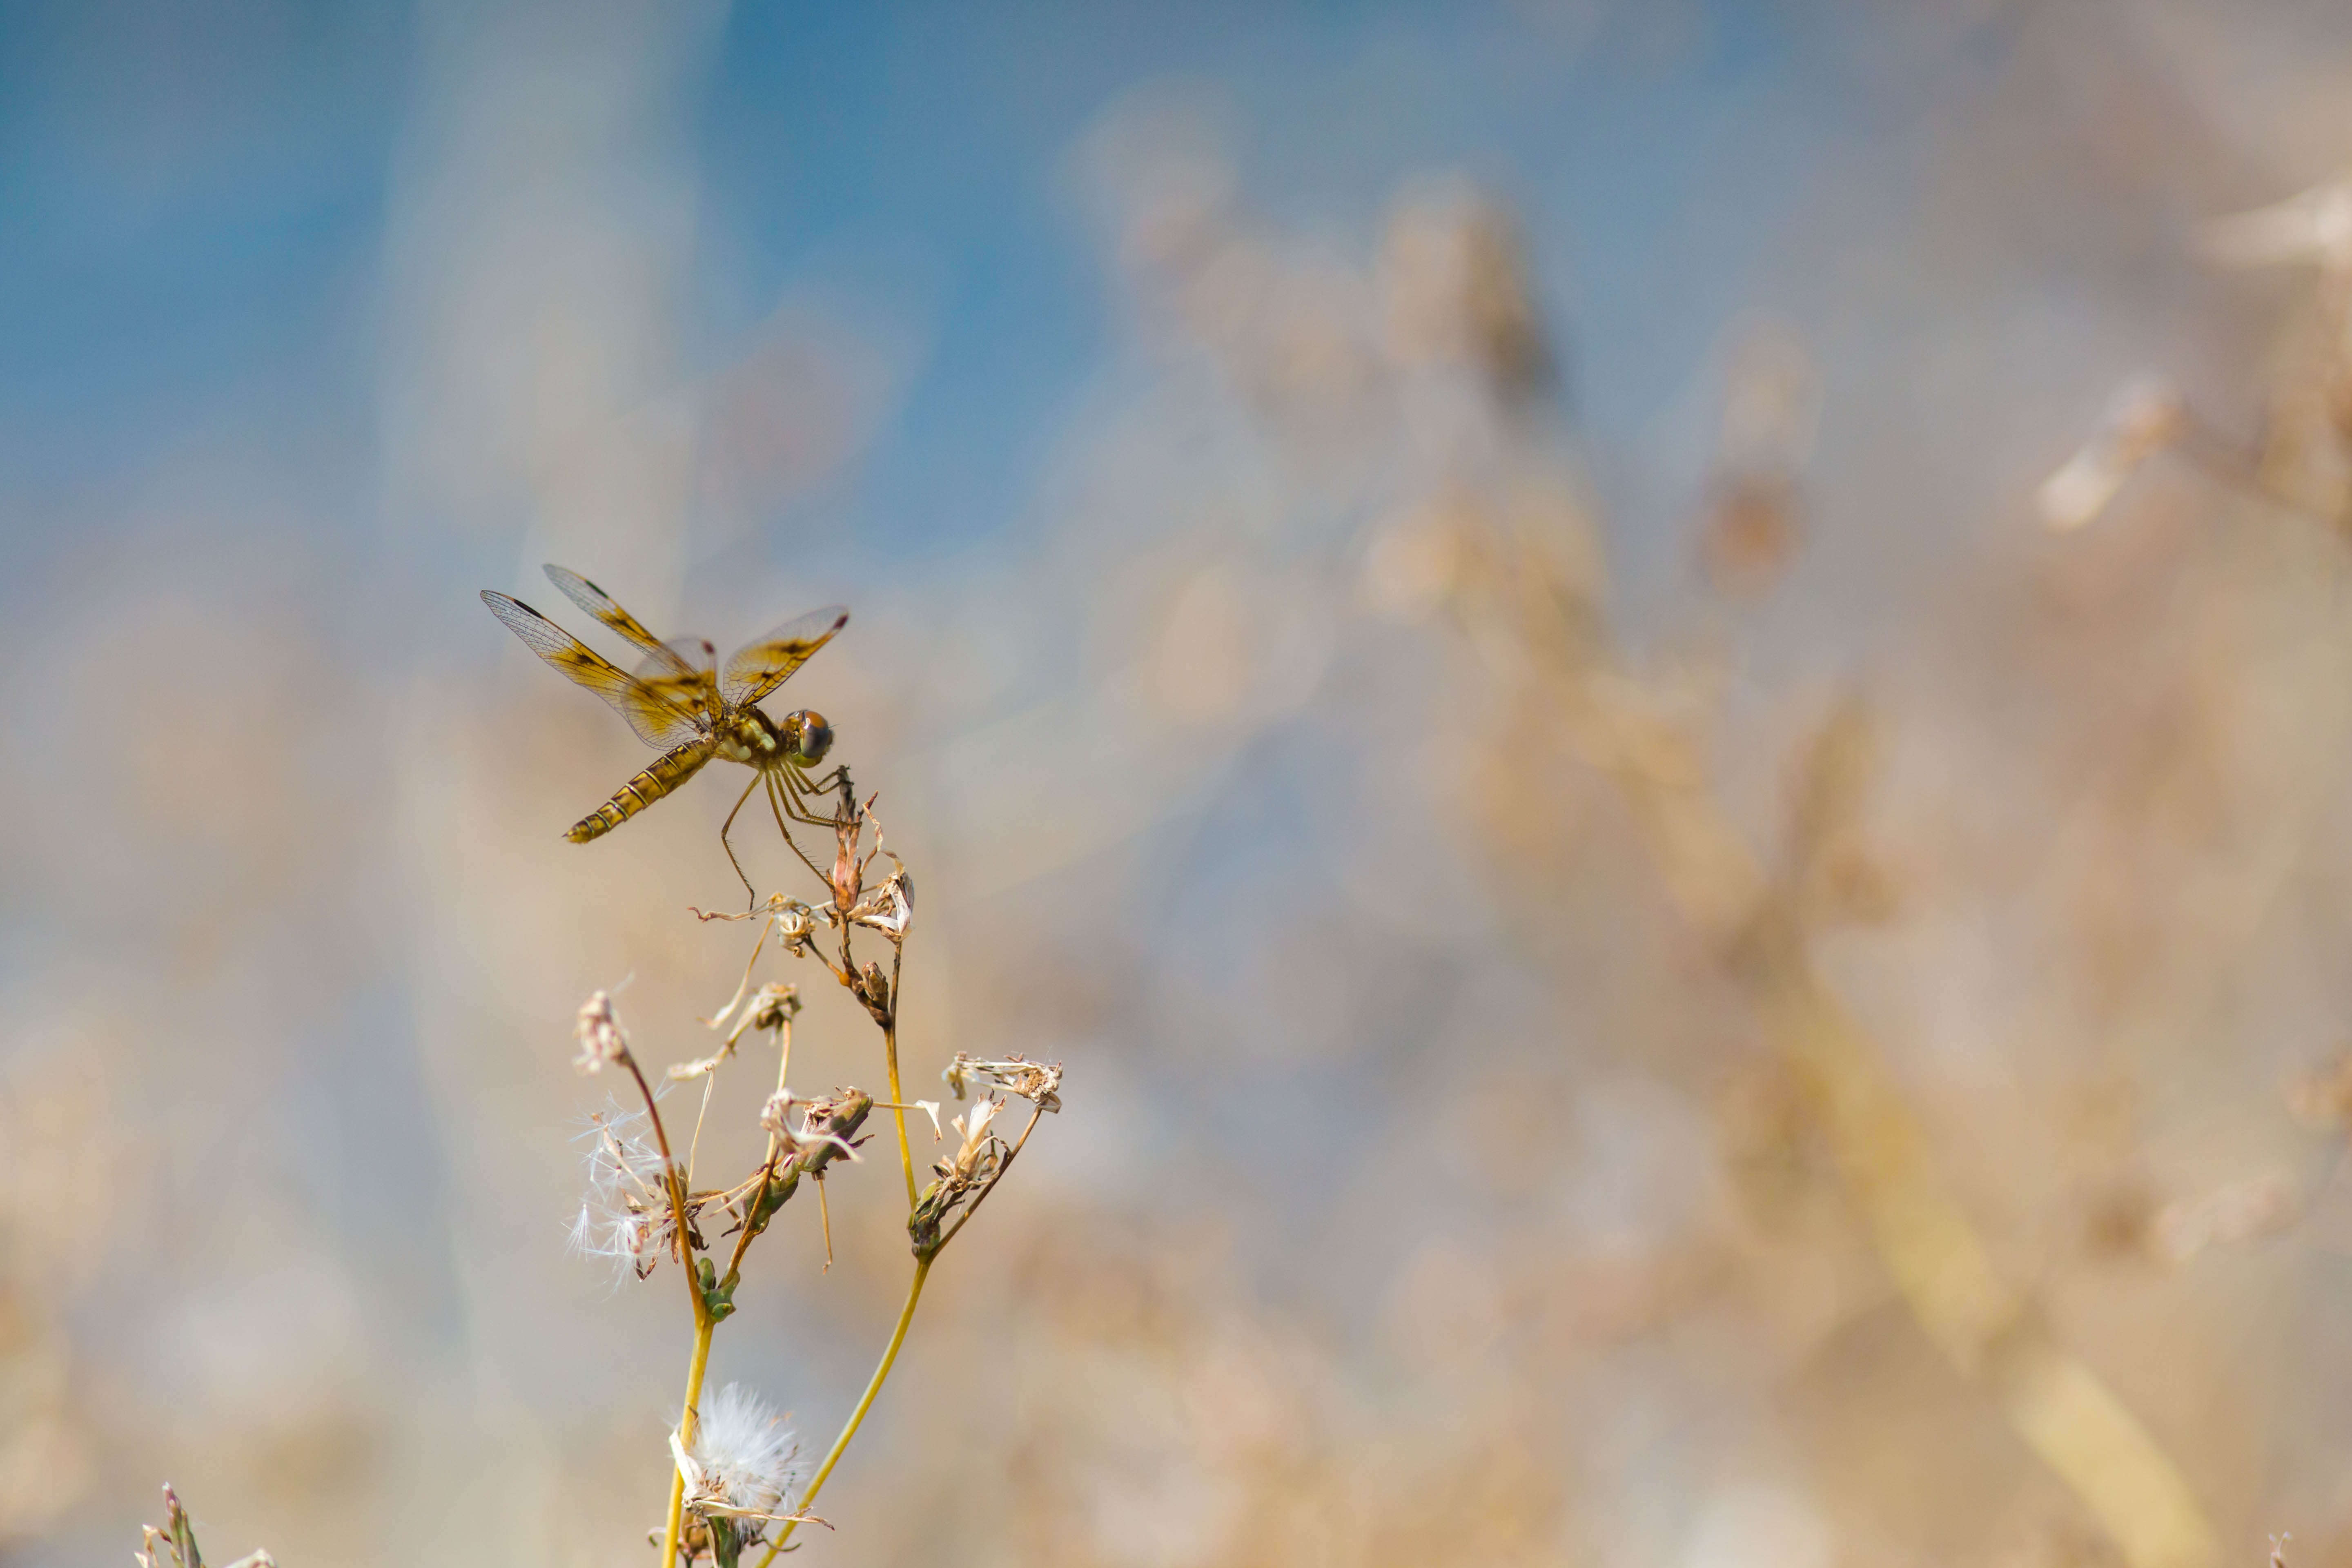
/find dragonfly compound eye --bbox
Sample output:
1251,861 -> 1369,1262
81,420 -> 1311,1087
790,711 -> 834,764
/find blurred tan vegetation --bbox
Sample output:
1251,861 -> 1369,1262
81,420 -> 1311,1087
16,5 -> 2352,1567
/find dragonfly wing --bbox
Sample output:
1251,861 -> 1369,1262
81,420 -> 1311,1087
719,605 -> 849,709
636,637 -> 720,724
482,591 -> 705,748
543,564 -> 692,677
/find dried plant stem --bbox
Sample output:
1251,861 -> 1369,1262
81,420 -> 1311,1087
686,1075 -> 717,1178
936,1105 -> 1043,1254
740,1064 -> 1029,1567
623,1052 -> 713,1568
883,948 -> 915,1209
722,1014 -> 797,1287
753,1258 -> 932,1568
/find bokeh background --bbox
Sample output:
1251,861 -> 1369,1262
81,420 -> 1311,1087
11,2 -> 2352,1565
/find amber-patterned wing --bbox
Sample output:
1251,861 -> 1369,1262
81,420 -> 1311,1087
636,636 -> 720,724
482,591 -> 706,748
543,564 -> 693,677
719,605 -> 849,709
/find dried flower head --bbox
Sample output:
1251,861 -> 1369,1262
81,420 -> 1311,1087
574,989 -> 631,1074
675,1382 -> 804,1525
666,1050 -> 725,1083
761,1090 -> 864,1164
568,1105 -> 677,1282
908,1094 -> 1011,1257
768,898 -> 819,957
946,1095 -> 1005,1184
942,1053 -> 1062,1113
831,815 -> 864,913
744,982 -> 801,1033
840,867 -> 913,939
673,984 -> 802,1079
695,899 -> 822,1033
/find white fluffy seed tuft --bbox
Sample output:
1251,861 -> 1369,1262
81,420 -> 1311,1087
567,1104 -> 675,1284
688,1383 -> 802,1519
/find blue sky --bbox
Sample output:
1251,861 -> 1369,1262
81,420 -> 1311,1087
0,0 -> 1957,596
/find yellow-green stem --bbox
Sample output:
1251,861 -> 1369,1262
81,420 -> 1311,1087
754,1258 -> 931,1568
662,1315 -> 717,1565
884,1010 -> 915,1209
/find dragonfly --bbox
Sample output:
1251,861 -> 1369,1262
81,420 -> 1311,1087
482,565 -> 851,900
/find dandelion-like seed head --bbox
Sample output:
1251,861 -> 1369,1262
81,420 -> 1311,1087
681,1383 -> 802,1523
580,1104 -> 669,1190
568,1202 -> 666,1283
568,1104 -> 675,1282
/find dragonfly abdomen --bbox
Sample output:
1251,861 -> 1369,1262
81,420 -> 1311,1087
566,737 -> 714,843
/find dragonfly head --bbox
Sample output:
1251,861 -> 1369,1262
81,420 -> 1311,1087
784,710 -> 835,766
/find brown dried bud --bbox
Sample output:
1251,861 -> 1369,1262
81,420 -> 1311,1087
855,961 -> 892,1024
574,990 -> 630,1074
831,826 -> 863,913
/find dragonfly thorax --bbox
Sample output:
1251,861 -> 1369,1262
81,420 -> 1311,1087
714,707 -> 834,770
715,708 -> 786,766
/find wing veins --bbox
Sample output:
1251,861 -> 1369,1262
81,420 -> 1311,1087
721,605 -> 850,709
543,564 -> 693,678
482,591 -> 706,748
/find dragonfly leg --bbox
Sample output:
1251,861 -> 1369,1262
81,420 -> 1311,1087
766,773 -> 835,887
772,766 -> 838,828
720,773 -> 762,907
795,762 -> 866,831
